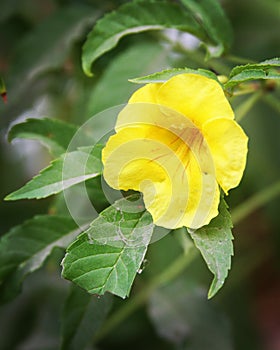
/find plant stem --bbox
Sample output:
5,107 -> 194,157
93,245 -> 197,343
235,91 -> 263,122
231,179 -> 280,225
225,54 -> 256,65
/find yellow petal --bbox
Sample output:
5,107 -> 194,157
128,83 -> 162,103
102,127 -> 166,191
177,153 -> 220,229
156,73 -> 234,127
202,118 -> 248,194
144,150 -> 220,230
116,101 -> 195,133
116,83 -> 163,131
102,125 -> 220,229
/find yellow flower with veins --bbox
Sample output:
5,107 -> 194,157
102,73 -> 248,230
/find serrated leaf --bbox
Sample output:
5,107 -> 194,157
225,69 -> 280,88
62,196 -> 154,298
181,0 -> 233,56
229,57 -> 280,78
148,278 -> 233,349
60,285 -> 112,350
8,118 -> 78,157
0,215 -> 82,303
188,199 -> 233,298
5,145 -> 103,201
262,58 -> 280,65
129,68 -> 219,84
82,0 -> 207,76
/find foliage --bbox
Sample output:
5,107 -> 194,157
188,199 -> 233,298
62,195 -> 154,298
1,0 -> 280,349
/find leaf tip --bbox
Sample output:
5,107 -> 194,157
85,70 -> 94,78
207,288 -> 216,299
82,60 -> 94,78
208,277 -> 225,299
128,78 -> 137,83
4,193 -> 15,201
207,287 -> 217,300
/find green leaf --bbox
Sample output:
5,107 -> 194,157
0,215 -> 81,302
5,145 -> 103,201
225,69 -> 280,89
148,278 -> 233,349
180,0 -> 233,56
8,118 -> 79,157
62,196 -> 154,298
229,57 -> 280,78
225,57 -> 280,88
188,199 -> 233,298
82,0 -> 206,76
129,68 -> 219,84
60,285 -> 112,350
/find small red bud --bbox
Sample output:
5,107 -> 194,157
1,92 -> 7,103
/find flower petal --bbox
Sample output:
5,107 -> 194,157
116,83 -> 163,131
202,118 -> 248,194
156,73 -> 234,127
116,101 -> 195,133
129,82 -> 162,103
102,125 -> 220,229
143,149 -> 220,230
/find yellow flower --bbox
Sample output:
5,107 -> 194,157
102,73 -> 248,229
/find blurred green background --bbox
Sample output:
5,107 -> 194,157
0,0 -> 280,349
